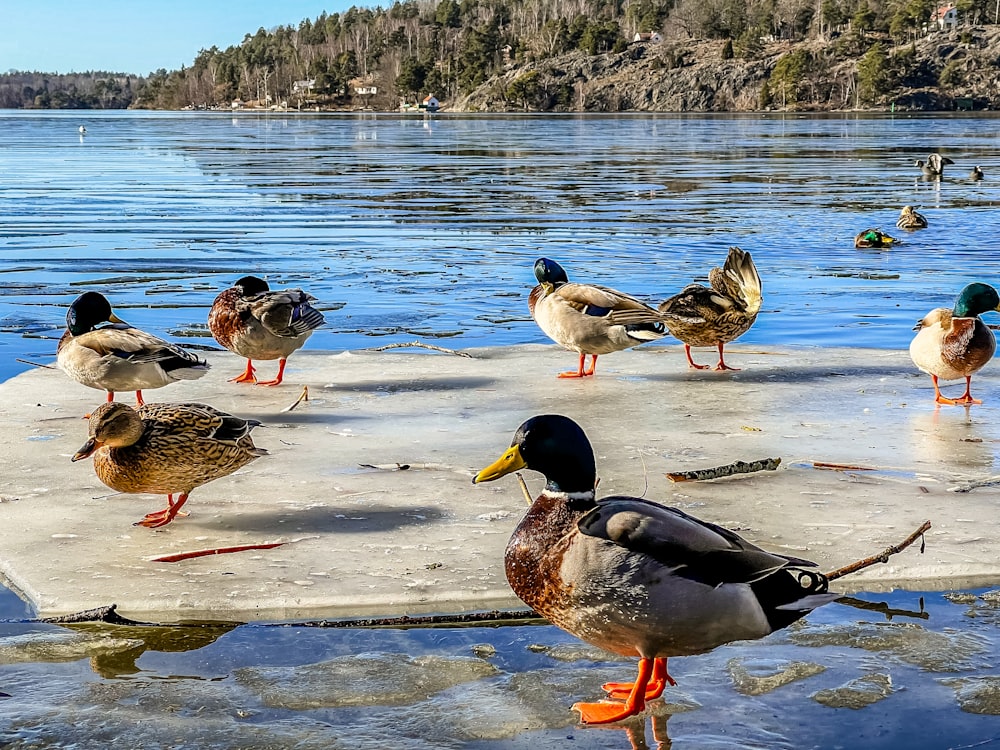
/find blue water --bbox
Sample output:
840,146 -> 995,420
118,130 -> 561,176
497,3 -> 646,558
2,110 -> 999,385
3,110 -> 1000,748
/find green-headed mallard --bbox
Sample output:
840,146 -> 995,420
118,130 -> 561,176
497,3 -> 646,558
915,153 -> 954,178
657,246 -> 762,371
208,276 -> 325,386
57,291 -> 209,405
970,166 -> 984,181
72,401 -> 267,528
909,282 -> 1000,405
854,228 -> 898,249
473,414 -> 835,724
529,258 -> 667,378
896,206 -> 928,230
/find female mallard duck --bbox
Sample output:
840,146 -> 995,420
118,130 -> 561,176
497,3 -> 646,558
970,166 -> 984,181
854,228 -> 898,249
909,282 -> 1000,405
208,276 -> 325,386
657,246 -> 762,371
896,205 -> 928,230
57,291 -> 209,405
474,415 -> 835,724
72,401 -> 267,527
529,258 -> 668,378
915,153 -> 954,178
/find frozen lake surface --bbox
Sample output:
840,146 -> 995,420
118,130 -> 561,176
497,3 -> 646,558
2,110 -> 1000,747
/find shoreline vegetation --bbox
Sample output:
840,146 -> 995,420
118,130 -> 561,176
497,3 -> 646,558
2,1 -> 1000,113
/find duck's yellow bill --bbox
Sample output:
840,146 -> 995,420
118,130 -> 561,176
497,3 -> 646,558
473,445 -> 526,484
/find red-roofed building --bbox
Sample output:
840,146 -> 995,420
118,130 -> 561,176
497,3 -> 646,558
929,4 -> 958,30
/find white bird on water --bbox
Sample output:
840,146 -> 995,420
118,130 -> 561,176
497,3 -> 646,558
78,125 -> 86,134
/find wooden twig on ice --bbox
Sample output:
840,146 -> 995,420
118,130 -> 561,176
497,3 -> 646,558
949,475 -> 1000,493
15,358 -> 56,370
149,542 -> 286,563
813,461 -> 877,472
666,457 -> 781,483
824,520 -> 931,582
280,385 -> 310,413
366,341 -> 473,358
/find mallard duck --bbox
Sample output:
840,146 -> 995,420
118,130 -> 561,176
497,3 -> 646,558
529,258 -> 668,378
854,228 -> 898,249
208,276 -> 325,386
473,414 -> 835,725
909,282 -> 1000,405
896,205 -> 928,230
970,166 -> 984,181
657,246 -> 761,371
57,291 -> 209,405
915,153 -> 954,178
72,401 -> 266,527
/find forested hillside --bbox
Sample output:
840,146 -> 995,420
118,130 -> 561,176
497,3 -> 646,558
0,71 -> 141,109
4,0 -> 999,112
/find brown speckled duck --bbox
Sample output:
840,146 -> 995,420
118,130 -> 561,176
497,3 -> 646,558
896,206 -> 928,230
529,258 -> 668,378
72,401 -> 267,527
657,246 -> 762,370
208,275 -> 325,386
473,414 -> 835,725
909,283 -> 1000,405
57,291 -> 209,405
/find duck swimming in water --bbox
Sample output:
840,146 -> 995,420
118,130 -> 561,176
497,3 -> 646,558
896,206 -> 928,230
915,153 -> 954,178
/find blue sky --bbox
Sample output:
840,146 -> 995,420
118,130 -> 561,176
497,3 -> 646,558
3,0 -> 359,75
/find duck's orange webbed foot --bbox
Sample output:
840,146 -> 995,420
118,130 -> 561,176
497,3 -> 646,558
952,377 -> 982,405
230,360 -> 257,384
952,395 -> 982,405
574,657 -> 654,724
558,354 -> 597,378
683,345 -> 709,370
572,700 -> 644,725
135,493 -> 190,528
255,359 -> 287,387
602,658 -> 675,700
712,344 -> 740,371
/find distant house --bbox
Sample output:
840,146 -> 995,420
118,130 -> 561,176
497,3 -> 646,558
420,94 -> 440,112
632,32 -> 664,44
929,4 -> 958,30
355,86 -> 378,96
292,79 -> 316,94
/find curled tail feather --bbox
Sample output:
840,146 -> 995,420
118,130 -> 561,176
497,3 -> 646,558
717,246 -> 762,316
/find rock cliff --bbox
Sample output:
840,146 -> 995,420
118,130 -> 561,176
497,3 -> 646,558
453,26 -> 1000,112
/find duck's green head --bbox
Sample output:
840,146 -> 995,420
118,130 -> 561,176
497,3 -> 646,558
473,414 -> 597,495
533,258 -> 569,286
235,275 -> 270,297
66,291 -> 124,336
953,283 -> 1000,318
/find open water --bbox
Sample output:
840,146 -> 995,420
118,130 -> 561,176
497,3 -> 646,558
2,110 -> 1000,748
